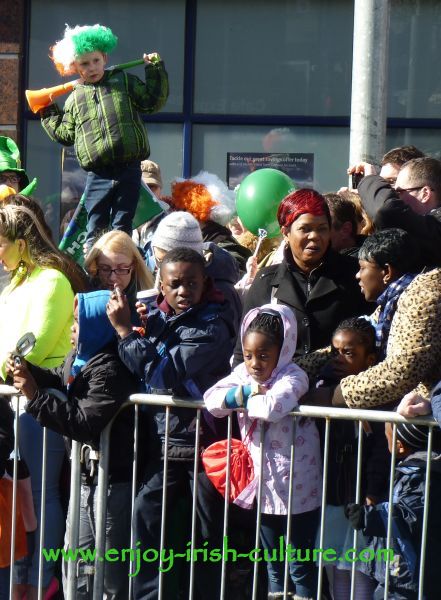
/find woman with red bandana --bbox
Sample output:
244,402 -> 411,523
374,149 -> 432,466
234,189 -> 370,365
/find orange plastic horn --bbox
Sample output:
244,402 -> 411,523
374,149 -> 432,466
25,80 -> 79,114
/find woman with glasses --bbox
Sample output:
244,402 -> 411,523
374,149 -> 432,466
85,230 -> 154,314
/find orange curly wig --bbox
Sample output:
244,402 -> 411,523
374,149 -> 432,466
171,180 -> 218,222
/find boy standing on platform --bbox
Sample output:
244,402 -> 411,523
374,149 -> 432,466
40,24 -> 169,250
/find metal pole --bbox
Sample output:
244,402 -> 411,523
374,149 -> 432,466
188,409 -> 201,599
283,416 -> 297,600
129,404 -> 139,600
37,426 -> 48,600
9,394 -> 20,600
349,0 -> 390,167
92,423 -> 111,598
220,413 -> 233,600
251,422 -> 264,600
418,426 -> 433,600
350,421 -> 364,600
67,441 -> 81,600
316,418 -> 330,599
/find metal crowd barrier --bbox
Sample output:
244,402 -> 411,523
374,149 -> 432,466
2,385 -> 439,600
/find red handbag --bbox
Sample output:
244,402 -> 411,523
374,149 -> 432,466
202,420 -> 258,502
0,477 -> 27,568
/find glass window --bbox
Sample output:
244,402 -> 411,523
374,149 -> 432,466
389,0 -> 441,118
385,128 -> 441,160
142,123 -> 184,193
194,0 -> 354,116
26,121 -> 62,237
28,0 -> 184,112
192,124 -> 350,192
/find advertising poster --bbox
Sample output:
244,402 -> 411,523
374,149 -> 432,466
227,152 -> 314,190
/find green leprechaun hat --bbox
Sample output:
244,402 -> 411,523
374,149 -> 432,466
0,136 -> 37,196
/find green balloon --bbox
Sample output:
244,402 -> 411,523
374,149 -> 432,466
236,168 -> 296,238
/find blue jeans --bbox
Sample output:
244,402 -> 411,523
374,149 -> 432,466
15,414 -> 65,588
260,509 -> 320,598
84,162 -> 141,247
0,568 -> 9,600
62,481 -> 132,599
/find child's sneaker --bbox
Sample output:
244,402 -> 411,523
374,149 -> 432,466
44,576 -> 59,600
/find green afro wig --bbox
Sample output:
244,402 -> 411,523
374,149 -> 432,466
72,25 -> 118,57
51,24 -> 118,76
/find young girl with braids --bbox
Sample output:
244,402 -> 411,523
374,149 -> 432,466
205,304 -> 321,600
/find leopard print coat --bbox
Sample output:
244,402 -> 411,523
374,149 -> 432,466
297,268 -> 441,408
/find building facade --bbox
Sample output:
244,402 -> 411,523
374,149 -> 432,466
2,0 -> 441,237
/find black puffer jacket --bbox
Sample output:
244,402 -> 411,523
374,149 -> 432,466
358,174 -> 441,269
200,220 -> 251,276
0,397 -> 14,474
234,247 -> 371,365
118,295 -> 236,450
25,344 -> 141,484
203,241 -> 242,333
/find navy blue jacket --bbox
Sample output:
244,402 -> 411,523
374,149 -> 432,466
118,297 -> 236,449
358,451 -> 441,599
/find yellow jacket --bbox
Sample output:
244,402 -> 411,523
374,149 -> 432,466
0,266 -> 74,379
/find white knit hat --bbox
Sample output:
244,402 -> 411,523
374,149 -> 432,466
151,211 -> 204,254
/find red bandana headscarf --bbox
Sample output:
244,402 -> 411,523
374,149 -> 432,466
277,189 -> 331,230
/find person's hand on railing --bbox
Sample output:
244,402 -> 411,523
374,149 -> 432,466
397,391 -> 431,418
6,354 -> 38,399
106,285 -> 133,339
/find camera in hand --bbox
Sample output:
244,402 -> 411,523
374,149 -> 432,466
351,172 -> 363,190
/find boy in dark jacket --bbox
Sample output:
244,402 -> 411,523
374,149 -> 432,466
40,24 -> 169,248
107,247 -> 236,600
346,420 -> 441,600
9,290 -> 140,600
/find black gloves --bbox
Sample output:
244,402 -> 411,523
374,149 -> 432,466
345,503 -> 365,530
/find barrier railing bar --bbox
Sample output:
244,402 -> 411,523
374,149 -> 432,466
283,415 -> 298,599
37,425 -> 48,600
384,423 -> 398,599
220,412 -> 233,600
92,414 -> 111,598
129,403 -> 139,600
67,440 -> 81,600
158,406 -> 170,599
129,395 -> 439,427
317,417 -> 330,599
9,391 -> 20,600
188,408 -> 201,600
350,420 -> 364,600
418,426 -> 433,600
251,421 -> 264,600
